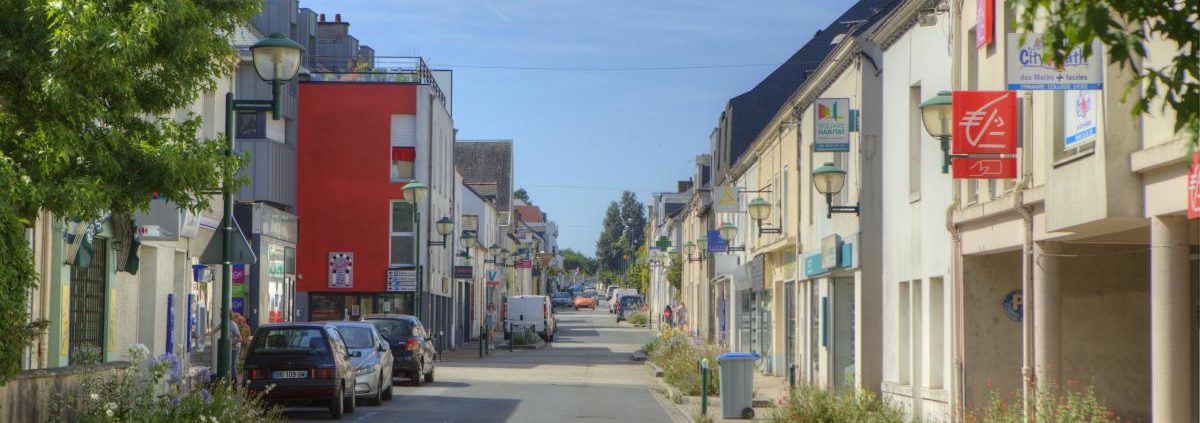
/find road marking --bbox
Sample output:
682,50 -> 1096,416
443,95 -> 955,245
351,411 -> 379,421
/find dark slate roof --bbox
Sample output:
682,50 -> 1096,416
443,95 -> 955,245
455,140 -> 513,212
664,203 -> 685,218
726,0 -> 898,164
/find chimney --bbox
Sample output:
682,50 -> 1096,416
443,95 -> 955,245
335,14 -> 341,22
677,180 -> 693,193
319,13 -> 325,22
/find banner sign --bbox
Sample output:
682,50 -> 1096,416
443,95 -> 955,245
1189,152 -> 1200,220
1063,90 -> 1098,149
328,252 -> 354,288
486,269 -> 501,287
953,157 -> 1018,179
976,0 -> 993,48
707,230 -> 727,252
1007,34 -> 1103,90
232,264 -> 246,314
386,268 -> 416,292
814,98 -> 851,152
454,265 -> 473,279
516,259 -> 533,269
714,185 -> 740,213
953,91 -> 1017,155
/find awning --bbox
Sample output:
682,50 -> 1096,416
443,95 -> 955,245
199,216 -> 257,265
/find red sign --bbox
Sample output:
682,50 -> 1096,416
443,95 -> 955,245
953,157 -> 1017,179
952,91 -> 1017,155
1189,152 -> 1200,219
516,259 -> 532,269
976,0 -> 993,48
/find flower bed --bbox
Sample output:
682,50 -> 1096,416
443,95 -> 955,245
770,384 -> 906,423
643,328 -> 722,396
967,382 -> 1121,423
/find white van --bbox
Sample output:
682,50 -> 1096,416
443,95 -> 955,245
608,288 -> 639,313
504,295 -> 556,342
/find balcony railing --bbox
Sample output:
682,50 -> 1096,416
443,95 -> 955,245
307,55 -> 447,106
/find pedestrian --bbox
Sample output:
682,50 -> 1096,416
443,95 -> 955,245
677,302 -> 689,334
663,305 -> 674,328
485,304 -> 497,348
206,312 -> 247,381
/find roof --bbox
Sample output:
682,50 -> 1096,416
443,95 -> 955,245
455,140 -> 513,212
725,0 -> 898,164
514,205 -> 544,223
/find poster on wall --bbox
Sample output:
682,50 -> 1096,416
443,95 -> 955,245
814,98 -> 851,152
328,252 -> 354,288
1063,90 -> 1098,149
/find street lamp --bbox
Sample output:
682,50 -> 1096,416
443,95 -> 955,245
684,241 -> 703,262
919,90 -> 955,174
747,197 -> 781,235
428,216 -> 453,246
717,222 -> 745,253
813,162 -> 860,218
485,244 -> 502,264
399,180 -> 431,321
459,230 -> 477,256
218,32 -> 303,381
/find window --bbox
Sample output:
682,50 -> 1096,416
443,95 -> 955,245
391,115 -> 416,181
390,202 -> 416,266
909,85 -> 922,198
927,277 -> 945,389
251,328 -> 329,354
898,281 -> 911,385
236,111 -> 264,138
782,165 -> 788,234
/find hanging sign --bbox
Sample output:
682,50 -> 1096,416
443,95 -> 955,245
516,259 -> 533,269
714,185 -> 740,213
953,91 -> 1017,155
953,157 -> 1017,179
1007,34 -> 1104,90
706,230 -> 727,252
328,252 -> 354,288
486,269 -> 501,287
976,0 -> 993,48
1063,90 -> 1098,149
454,265 -> 473,279
814,98 -> 851,152
1188,152 -> 1200,220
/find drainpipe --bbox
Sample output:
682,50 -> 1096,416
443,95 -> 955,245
1014,92 -> 1035,421
949,0 -> 965,421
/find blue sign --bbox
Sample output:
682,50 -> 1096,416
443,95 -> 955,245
1003,289 -> 1023,321
706,230 -> 726,252
803,253 -> 824,277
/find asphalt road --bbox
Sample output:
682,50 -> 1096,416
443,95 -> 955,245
285,304 -> 679,423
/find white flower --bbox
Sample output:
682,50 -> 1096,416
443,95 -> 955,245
127,344 -> 150,362
89,393 -> 99,400
105,409 -> 114,417
105,402 -> 117,411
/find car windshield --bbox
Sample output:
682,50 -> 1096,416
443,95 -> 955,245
368,319 -> 413,342
336,326 -> 376,349
621,297 -> 643,306
552,293 -> 571,298
251,328 -> 329,355
582,292 -> 596,298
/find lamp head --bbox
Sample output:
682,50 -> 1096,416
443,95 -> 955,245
919,90 -> 953,138
401,181 -> 429,205
812,162 -> 847,195
250,33 -> 304,82
718,222 -> 737,242
747,197 -> 772,222
434,217 -> 454,236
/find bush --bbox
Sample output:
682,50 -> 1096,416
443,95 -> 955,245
627,312 -> 649,326
647,328 -> 723,396
770,384 -> 906,423
967,383 -> 1120,423
49,344 -> 281,423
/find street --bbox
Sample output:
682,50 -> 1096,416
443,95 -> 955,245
284,305 -> 678,423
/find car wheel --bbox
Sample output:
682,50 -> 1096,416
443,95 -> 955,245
381,374 -> 394,401
410,370 -> 423,387
424,368 -> 434,383
329,385 -> 344,419
367,376 -> 383,406
344,383 -> 357,413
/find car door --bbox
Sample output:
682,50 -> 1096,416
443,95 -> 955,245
376,331 -> 393,377
325,327 -> 353,391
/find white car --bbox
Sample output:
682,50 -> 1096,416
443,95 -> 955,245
504,295 -> 556,342
608,288 -> 638,313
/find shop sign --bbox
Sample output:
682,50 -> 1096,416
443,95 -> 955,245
1003,289 -> 1023,321
486,269 -> 501,287
1063,90 -> 1098,149
387,268 -> 416,292
516,259 -> 533,269
714,185 -> 740,213
953,90 -> 1017,155
706,230 -> 727,252
1007,34 -> 1103,90
976,0 -> 993,48
232,264 -> 246,314
803,252 -> 823,277
814,98 -> 851,152
953,157 -> 1017,179
821,235 -> 842,270
454,265 -> 473,279
1189,152 -> 1200,220
655,235 -> 672,251
328,252 -> 353,288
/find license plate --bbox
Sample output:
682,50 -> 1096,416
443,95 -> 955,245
272,370 -> 308,379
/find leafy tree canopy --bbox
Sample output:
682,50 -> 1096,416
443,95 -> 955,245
513,188 -> 531,204
0,0 -> 259,383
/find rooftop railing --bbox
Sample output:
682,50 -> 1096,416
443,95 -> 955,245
307,55 -> 447,106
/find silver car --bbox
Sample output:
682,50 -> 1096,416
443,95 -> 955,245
329,321 -> 395,406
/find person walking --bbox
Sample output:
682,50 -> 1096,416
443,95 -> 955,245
485,304 -> 497,348
677,302 -> 689,334
662,305 -> 674,328
207,312 -> 247,381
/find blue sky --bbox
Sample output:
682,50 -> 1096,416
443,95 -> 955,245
300,0 -> 843,255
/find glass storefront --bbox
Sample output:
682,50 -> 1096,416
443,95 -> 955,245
309,293 -> 414,321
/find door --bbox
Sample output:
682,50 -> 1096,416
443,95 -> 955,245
69,238 -> 107,362
832,277 -> 855,387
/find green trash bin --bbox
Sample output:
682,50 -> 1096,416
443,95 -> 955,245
717,352 -> 759,419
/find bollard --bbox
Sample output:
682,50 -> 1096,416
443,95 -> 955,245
700,358 -> 710,416
789,364 -> 796,389
479,325 -> 485,358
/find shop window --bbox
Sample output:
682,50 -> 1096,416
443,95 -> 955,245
390,202 -> 415,266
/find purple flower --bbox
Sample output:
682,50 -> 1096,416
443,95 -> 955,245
199,388 -> 212,403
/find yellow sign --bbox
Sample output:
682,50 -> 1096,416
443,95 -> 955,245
715,185 -> 740,213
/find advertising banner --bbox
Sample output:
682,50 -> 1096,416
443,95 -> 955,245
976,0 -> 993,48
1063,90 -> 1098,149
1007,34 -> 1103,90
328,252 -> 353,288
814,98 -> 851,152
952,91 -> 1017,155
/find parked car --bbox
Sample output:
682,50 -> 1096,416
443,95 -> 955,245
243,322 -> 358,419
504,295 -> 556,342
609,288 -> 638,313
327,321 -> 394,405
551,292 -> 574,308
616,294 -> 645,322
363,315 -> 437,387
605,286 -> 619,302
574,292 -> 597,310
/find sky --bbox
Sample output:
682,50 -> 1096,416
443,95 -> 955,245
300,0 -> 844,255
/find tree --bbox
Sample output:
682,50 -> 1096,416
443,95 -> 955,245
513,188 -> 531,204
666,259 -> 682,296
1014,0 -> 1198,150
560,248 -> 596,274
595,201 -> 624,274
0,0 -> 259,382
618,191 -> 646,260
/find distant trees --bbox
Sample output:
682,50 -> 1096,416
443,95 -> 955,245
560,248 -> 596,274
594,191 -> 646,285
513,188 -> 531,204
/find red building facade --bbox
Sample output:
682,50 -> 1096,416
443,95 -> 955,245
297,82 -> 418,320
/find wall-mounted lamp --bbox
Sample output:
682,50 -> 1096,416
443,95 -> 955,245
717,222 -> 745,253
919,90 -> 960,174
812,162 -> 860,218
747,197 -> 782,235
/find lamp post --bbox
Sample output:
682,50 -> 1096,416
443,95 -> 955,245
429,216 -> 454,246
401,181 -> 431,320
747,197 -> 781,235
217,33 -> 302,380
717,222 -> 745,253
812,162 -> 860,218
684,241 -> 703,262
919,90 -> 955,174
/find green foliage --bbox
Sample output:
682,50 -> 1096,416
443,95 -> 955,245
627,312 -> 649,326
1013,0 -> 1199,150
560,248 -> 596,274
50,345 -> 281,422
595,191 -> 647,277
966,383 -> 1120,423
0,0 -> 260,383
647,329 -> 723,396
770,384 -> 907,423
666,259 -> 682,294
624,243 -> 649,295
513,188 -> 531,204
596,201 -> 624,273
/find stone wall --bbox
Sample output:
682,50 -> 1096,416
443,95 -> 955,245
0,362 -> 127,423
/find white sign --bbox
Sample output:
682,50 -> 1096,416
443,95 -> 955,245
814,98 -> 851,152
1007,33 -> 1103,90
714,184 -> 740,213
328,252 -> 354,288
1063,90 -> 1098,148
387,268 -> 416,292
820,235 -> 841,270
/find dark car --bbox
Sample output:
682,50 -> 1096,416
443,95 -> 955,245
551,292 -> 574,308
364,315 -> 437,387
243,322 -> 358,419
327,321 -> 395,406
616,295 -> 645,322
